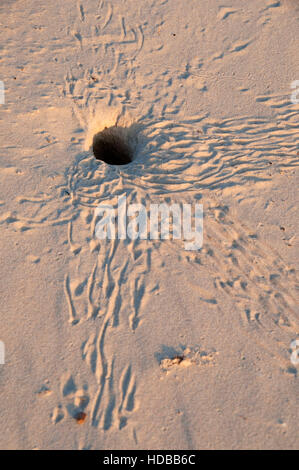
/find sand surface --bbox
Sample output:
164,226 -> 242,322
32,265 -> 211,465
0,0 -> 298,449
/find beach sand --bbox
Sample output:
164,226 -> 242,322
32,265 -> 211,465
0,0 -> 298,449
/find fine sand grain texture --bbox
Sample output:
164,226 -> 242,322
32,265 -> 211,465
0,0 -> 298,449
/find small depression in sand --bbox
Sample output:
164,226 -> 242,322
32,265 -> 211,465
92,125 -> 133,166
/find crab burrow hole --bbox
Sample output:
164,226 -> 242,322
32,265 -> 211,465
92,125 -> 135,166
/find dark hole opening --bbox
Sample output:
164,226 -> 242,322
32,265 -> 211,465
92,126 -> 133,166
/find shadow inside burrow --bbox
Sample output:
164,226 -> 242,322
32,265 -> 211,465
92,126 -> 133,166
92,122 -> 146,166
